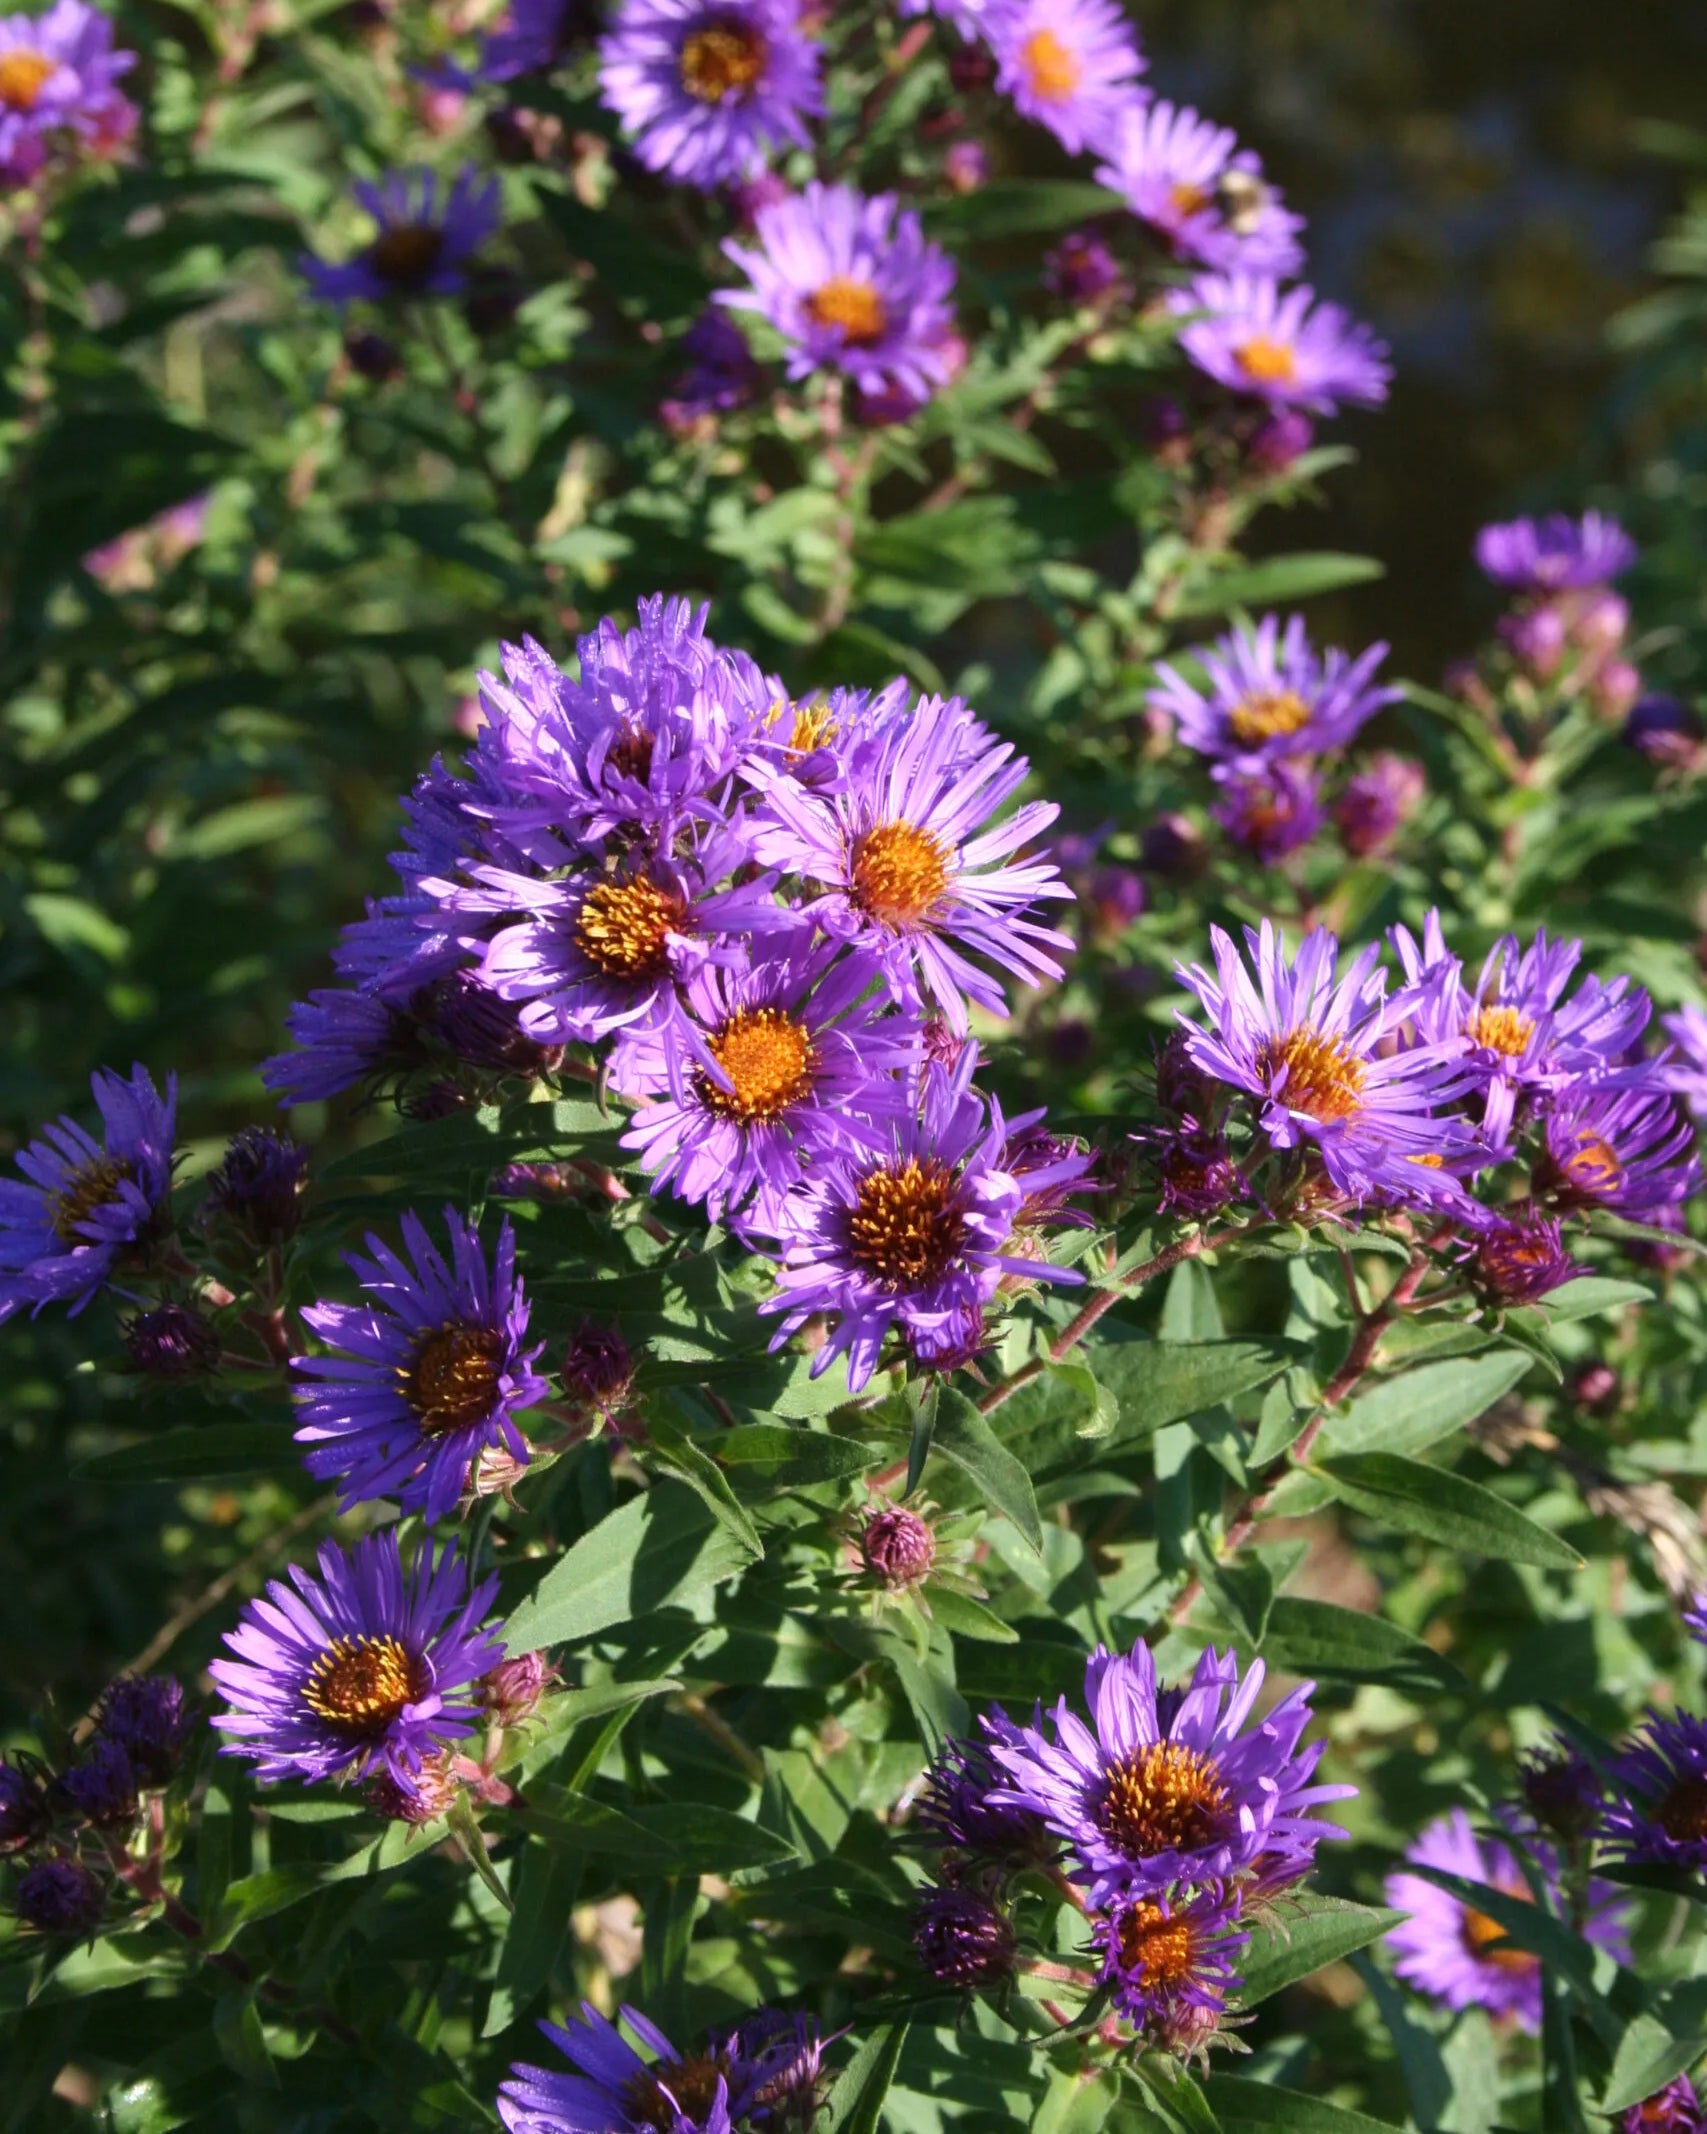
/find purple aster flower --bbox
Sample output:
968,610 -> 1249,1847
302,167 -> 502,305
123,1300 -> 220,1380
0,1760 -> 48,1856
913,1882 -> 1016,1986
753,1053 -> 1079,1390
95,1675 -> 190,1789
59,1738 -> 139,1830
499,2001 -> 748,2134
210,1529 -> 503,1794
292,1207 -> 549,1521
719,183 -> 958,400
1538,1078 -> 1701,1221
202,1126 -> 309,1248
1172,272 -> 1391,416
1468,1214 -> 1583,1305
1620,2077 -> 1704,2134
612,939 -> 918,1229
745,690 -> 1072,1031
661,307 -> 765,432
598,0 -> 820,190
733,2009 -> 827,2129
1663,1005 -> 1707,1122
1474,511 -> 1637,594
983,0 -> 1144,157
914,1729 -> 1053,1862
1174,922 -> 1481,1209
262,987 -> 428,1107
1603,1712 -> 1707,1874
13,1857 -> 103,1937
1335,753 -> 1425,858
1096,99 -> 1304,275
1149,614 -> 1400,770
986,1640 -> 1352,1908
470,0 -> 574,83
1385,1809 -> 1630,2033
0,0 -> 136,180
1626,694 -> 1706,770
1042,227 -> 1123,305
1211,761 -> 1324,865
0,1064 -> 176,1324
1097,1884 -> 1248,2034
1145,1123 -> 1248,1219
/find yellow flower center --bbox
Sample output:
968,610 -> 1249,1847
403,1322 -> 504,1434
366,223 -> 446,289
1098,1740 -> 1231,1857
1658,1774 -> 1707,1844
698,1007 -> 816,1122
847,1157 -> 965,1288
1258,1028 -> 1369,1124
0,49 -> 55,110
678,18 -> 768,103
1466,1004 -> 1535,1058
623,2056 -> 729,2132
1460,1882 -> 1538,1976
787,698 -> 840,754
303,1635 -> 427,1738
573,878 -> 689,980
1020,27 -> 1081,101
849,820 -> 952,927
1115,1900 -> 1199,1988
805,276 -> 889,347
52,1156 -> 136,1246
1228,688 -> 1312,745
1168,181 -> 1211,218
1235,334 -> 1298,386
1563,1130 -> 1622,1196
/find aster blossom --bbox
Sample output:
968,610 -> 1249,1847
0,1064 -> 176,1323
1210,761 -> 1324,865
719,183 -> 958,400
0,0 -> 136,185
1096,1884 -> 1248,2033
1601,1712 -> 1707,1874
1619,2077 -> 1704,2134
1474,510 -> 1637,593
291,1207 -> 550,1520
211,1530 -> 502,1794
1096,99 -> 1304,275
983,0 -> 1145,158
1662,1004 -> 1707,1121
986,1639 -> 1352,1907
1538,1077 -> 1701,1221
302,167 -> 502,305
1149,613 -> 1400,771
745,689 -> 1072,1030
598,0 -> 821,190
1172,272 -> 1391,416
499,2001 -> 749,2133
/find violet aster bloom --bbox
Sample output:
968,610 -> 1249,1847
598,0 -> 821,190
1385,1809 -> 1630,2033
262,987 -> 427,1106
1468,1214 -> 1583,1305
914,1728 -> 1054,1862
472,0 -> 572,82
500,2001 -> 748,2134
1662,1005 -> 1707,1121
1097,1884 -> 1248,2032
1096,99 -> 1304,275
1335,753 -> 1425,858
1602,1712 -> 1707,1874
94,1675 -> 190,1789
719,182 -> 958,400
209,1529 -> 503,1793
1172,272 -> 1391,416
0,1065 -> 176,1324
1619,2078 -> 1704,2134
1538,1078 -> 1701,1221
1174,922 -> 1482,1209
1211,762 -> 1324,865
0,0 -> 136,179
203,1126 -> 309,1248
611,939 -> 918,1229
58,1738 -> 139,1830
745,690 -> 1072,1031
754,1053 -> 1078,1390
1149,614 -> 1400,770
1516,1738 -> 1603,1844
986,1640 -> 1352,1908
983,0 -> 1144,157
914,1883 -> 1017,1986
1042,228 -> 1124,305
1474,510 -> 1637,593
661,307 -> 764,431
302,167 -> 502,305
292,1207 -> 550,1521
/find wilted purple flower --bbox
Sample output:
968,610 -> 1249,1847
1147,1123 -> 1247,1219
1097,1885 -> 1247,2033
852,327 -> 967,423
0,0 -> 136,182
1172,272 -> 1391,416
915,1729 -> 1052,1862
478,1649 -> 555,1728
302,168 -> 502,305
292,1208 -> 549,1521
500,2001 -> 748,2134
986,1639 -> 1351,1906
58,1739 -> 139,1830
859,1503 -> 937,1590
1620,2077 -> 1704,2134
1141,811 -> 1207,880
262,987 -> 426,1106
123,1301 -> 220,1380
1149,613 -> 1400,770
661,307 -> 765,432
14,1857 -> 103,1937
1475,511 -> 1637,593
1096,98 -> 1303,274
1470,1215 -> 1583,1305
1602,1712 -> 1707,1874
1538,1079 -> 1700,1221
560,1321 -> 636,1423
984,0 -> 1144,157
95,1676 -> 190,1789
1211,761 -> 1324,865
202,1126 -> 309,1248
0,1065 -> 176,1324
365,1748 -> 462,1827
734,2009 -> 827,2128
1335,753 -> 1425,858
720,183 -> 958,401
598,0 -> 821,189
1042,227 -> 1122,305
1625,695 -> 1705,770
913,1883 -> 1016,1985
210,1529 -> 503,1794
1385,1809 -> 1629,2033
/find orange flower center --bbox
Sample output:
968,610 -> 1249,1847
805,276 -> 889,347
366,223 -> 446,289
850,820 -> 952,927
788,698 -> 840,754
1658,1775 -> 1707,1844
1258,1028 -> 1369,1124
1020,27 -> 1080,101
573,878 -> 689,980
623,2056 -> 729,2131
1228,688 -> 1312,745
1235,334 -> 1298,386
1098,1741 -> 1231,1856
678,19 -> 767,103
303,1635 -> 427,1737
698,1007 -> 816,1122
848,1157 -> 965,1288
404,1322 -> 504,1434
1116,1901 -> 1199,1988
1168,181 -> 1211,218
0,49 -> 55,110
1466,1004 -> 1535,1058
1460,1882 -> 1538,1976
1563,1129 -> 1622,1196
52,1156 -> 136,1245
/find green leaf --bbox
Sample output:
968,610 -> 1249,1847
1260,1597 -> 1465,1689
1601,2010 -> 1707,2116
645,1411 -> 765,1560
1322,1350 -> 1533,1457
906,1377 -> 940,1500
485,1842 -> 582,2037
929,1585 -> 1020,1643
1313,1451 -> 1583,1569
924,179 -> 1119,237
520,1784 -> 796,1871
502,1481 -> 758,1653
824,2019 -> 908,2134
1203,2079 -> 1403,2132
716,1423 -> 880,1484
77,1423 -> 300,1483
1093,1337 -> 1294,1449
211,1992 -> 278,2091
1532,1275 -> 1654,1322
934,1388 -> 1042,1552
1237,1897 -> 1407,2006
1173,551 -> 1385,618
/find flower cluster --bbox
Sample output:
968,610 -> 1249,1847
909,1637 -> 1350,2060
1457,509 -> 1645,728
0,0 -> 136,190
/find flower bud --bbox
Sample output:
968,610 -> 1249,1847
1247,409 -> 1313,474
1498,602 -> 1567,679
478,1649 -> 556,1729
59,1739 -> 140,1830
203,1126 -> 309,1249
1567,1360 -> 1620,1417
1140,811 -> 1207,881
14,1857 -> 104,1936
123,1303 -> 221,1382
1571,589 -> 1629,655
913,1883 -> 1016,1987
344,327 -> 401,383
95,1674 -> 190,1789
1043,229 -> 1121,305
0,1760 -> 50,1857
859,1504 -> 936,1591
1334,753 -> 1426,859
1624,694 -> 1704,769
943,140 -> 989,194
1589,657 -> 1642,723
561,1321 -> 636,1425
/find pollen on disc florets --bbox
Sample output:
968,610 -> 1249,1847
1228,689 -> 1311,745
1097,1740 -> 1232,1857
303,1635 -> 427,1738
678,16 -> 767,103
849,820 -> 952,927
1235,335 -> 1297,386
806,276 -> 889,347
404,1322 -> 504,1434
52,1156 -> 135,1245
698,1007 -> 816,1122
1257,1028 -> 1368,1123
846,1157 -> 967,1289
1020,27 -> 1080,99
1466,1003 -> 1536,1058
573,877 -> 689,980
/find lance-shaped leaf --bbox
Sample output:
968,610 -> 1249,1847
1313,1451 -> 1583,1569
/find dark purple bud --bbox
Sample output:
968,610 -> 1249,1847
0,1760 -> 49,1856
95,1675 -> 190,1789
1140,811 -> 1207,881
15,1857 -> 104,1936
1087,864 -> 1145,938
1153,1029 -> 1216,1120
1047,1017 -> 1094,1072
1212,762 -> 1324,865
915,1734 -> 1050,1860
203,1126 -> 309,1248
426,971 -> 564,1076
1247,409 -> 1313,473
1152,1126 -> 1247,1219
344,327 -> 401,383
1141,396 -> 1191,463
561,1321 -> 636,1423
736,2010 -> 827,2128
58,1739 -> 139,1830
1567,1360 -> 1621,1417
1498,601 -> 1568,678
123,1303 -> 221,1382
859,1504 -> 936,1591
921,1017 -> 980,1074
477,1649 -> 555,1728
913,1883 -> 1016,1987
1043,229 -> 1121,305
728,171 -> 790,226
1619,2077 -> 1703,2134
1471,1216 -> 1582,1304
1003,1125 -> 1093,1227
947,43 -> 995,93
1334,752 -> 1426,859
1624,694 -> 1704,768
1518,1740 -> 1602,1843
464,267 -> 524,336
906,1304 -> 992,1375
